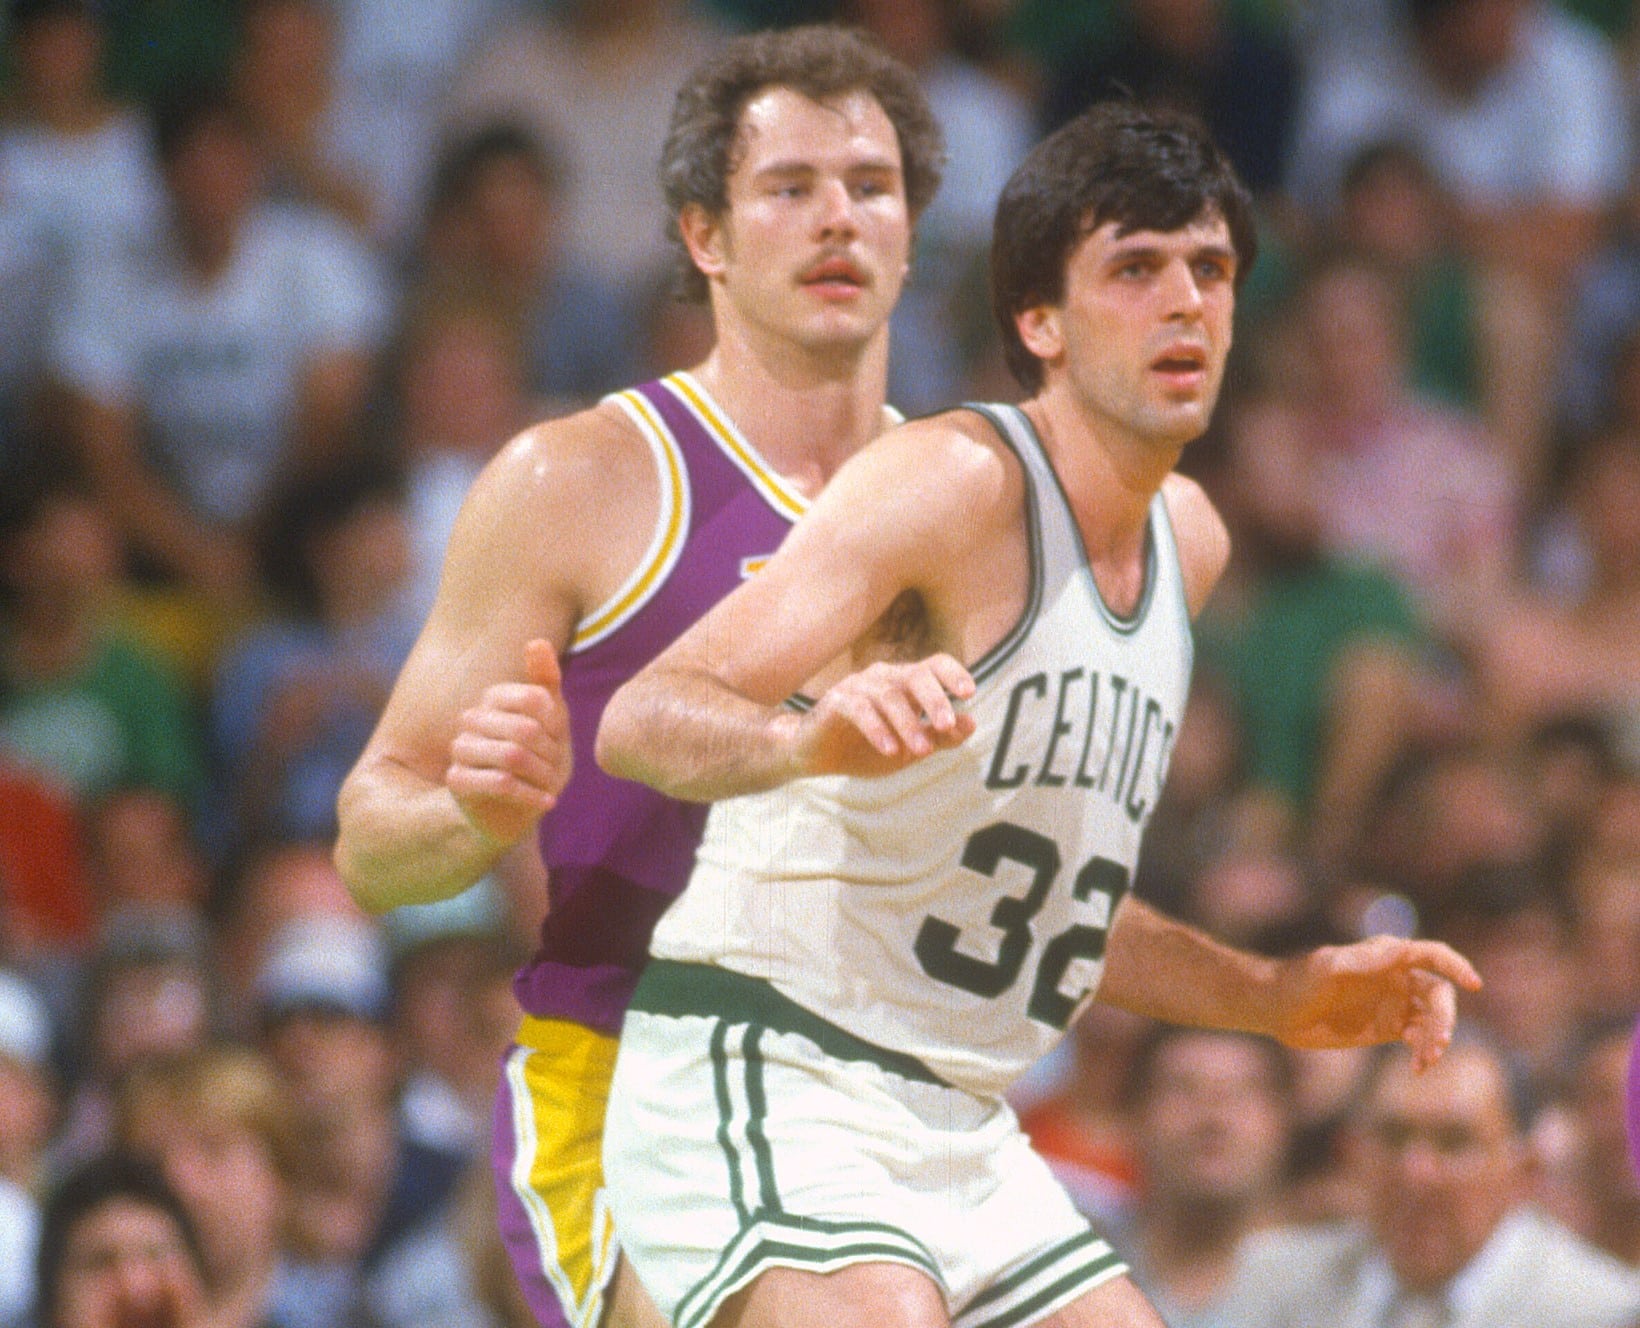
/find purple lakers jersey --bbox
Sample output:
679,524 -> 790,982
516,373 -> 808,1034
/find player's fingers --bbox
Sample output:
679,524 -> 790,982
823,689 -> 901,758
924,711 -> 977,750
1402,972 -> 1458,1071
907,667 -> 962,735
478,682 -> 564,724
447,763 -> 556,806
1401,940 -> 1483,992
866,682 -> 934,756
449,732 -> 564,792
460,705 -> 565,753
924,653 -> 976,700
525,638 -> 562,695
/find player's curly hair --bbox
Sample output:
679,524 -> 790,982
991,100 -> 1258,393
660,23 -> 945,304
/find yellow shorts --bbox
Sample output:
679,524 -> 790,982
494,1016 -> 621,1328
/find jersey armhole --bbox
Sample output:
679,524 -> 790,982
961,403 -> 1045,685
569,390 -> 693,652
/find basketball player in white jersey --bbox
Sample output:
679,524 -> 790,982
594,102 -> 1483,1328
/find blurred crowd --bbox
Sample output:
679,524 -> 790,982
0,0 -> 1636,1325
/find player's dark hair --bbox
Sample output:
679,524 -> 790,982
35,1153 -> 205,1324
991,100 -> 1257,393
660,23 -> 944,303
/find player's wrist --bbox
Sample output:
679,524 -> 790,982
770,708 -> 813,784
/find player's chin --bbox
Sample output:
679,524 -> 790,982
796,317 -> 882,354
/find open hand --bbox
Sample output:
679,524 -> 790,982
446,639 -> 571,846
1272,936 -> 1483,1071
796,654 -> 977,778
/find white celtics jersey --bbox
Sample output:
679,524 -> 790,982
648,404 -> 1196,1100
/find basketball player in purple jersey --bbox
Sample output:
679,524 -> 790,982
333,26 -> 944,1328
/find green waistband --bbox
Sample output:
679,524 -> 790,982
631,959 -> 948,1087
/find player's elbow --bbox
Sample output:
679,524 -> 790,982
594,683 -> 644,782
331,829 -> 385,916
331,779 -> 393,915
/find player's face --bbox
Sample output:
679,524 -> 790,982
1044,215 -> 1236,450
709,87 -> 912,357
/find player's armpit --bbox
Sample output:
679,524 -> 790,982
597,423 -> 995,800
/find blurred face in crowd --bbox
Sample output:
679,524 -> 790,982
1571,1029 -> 1640,1216
52,1198 -> 208,1328
1133,1031 -> 1290,1211
90,792 -> 211,916
163,116 -> 261,256
1300,262 -> 1405,422
401,312 -> 526,457
689,87 -> 911,362
1354,1045 -> 1527,1294
1572,856 -> 1640,1021
1416,0 -> 1526,95
123,1104 -> 284,1286
262,1006 -> 394,1116
1,494 -> 121,617
91,961 -> 211,1083
235,0 -> 334,113
1224,396 -> 1324,562
1573,436 -> 1640,583
0,1051 -> 55,1182
14,9 -> 101,111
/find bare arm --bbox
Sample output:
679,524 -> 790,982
596,421 -> 996,801
1097,896 -> 1482,1069
334,412 -> 641,913
1161,471 -> 1232,621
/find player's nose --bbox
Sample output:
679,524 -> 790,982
815,178 -> 860,237
1161,257 -> 1206,317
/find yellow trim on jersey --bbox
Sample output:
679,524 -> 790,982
572,387 -> 692,651
665,371 -> 811,520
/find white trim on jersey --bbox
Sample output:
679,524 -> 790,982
664,372 -> 811,521
573,385 -> 694,651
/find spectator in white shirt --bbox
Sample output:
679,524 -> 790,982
48,85 -> 388,613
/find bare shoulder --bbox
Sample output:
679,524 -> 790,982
1160,471 -> 1231,620
474,399 -> 654,517
849,407 -> 1022,532
438,397 -> 661,619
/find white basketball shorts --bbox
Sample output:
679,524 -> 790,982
603,960 -> 1127,1328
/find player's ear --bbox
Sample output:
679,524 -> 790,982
1015,305 -> 1062,363
678,203 -> 727,280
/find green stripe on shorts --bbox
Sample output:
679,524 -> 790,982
955,1231 -> 1127,1328
677,1214 -> 944,1328
631,960 -> 948,1085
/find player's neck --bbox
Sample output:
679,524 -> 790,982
690,333 -> 891,497
1023,389 -> 1180,559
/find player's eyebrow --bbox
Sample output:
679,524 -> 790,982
753,154 -> 901,180
1105,238 -> 1237,273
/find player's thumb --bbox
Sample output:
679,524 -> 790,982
525,638 -> 562,694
